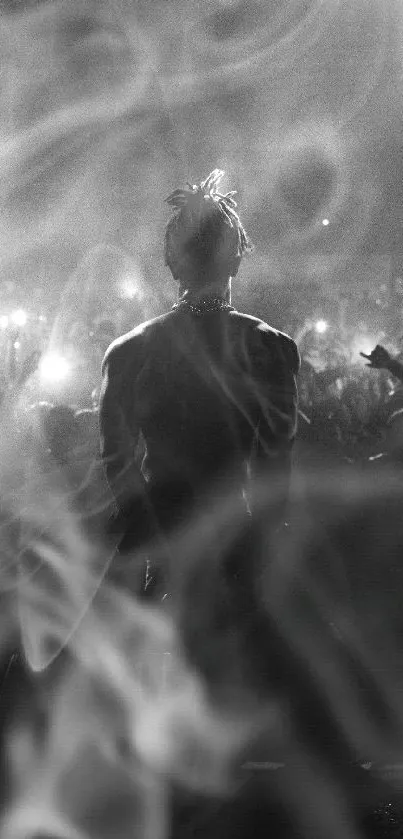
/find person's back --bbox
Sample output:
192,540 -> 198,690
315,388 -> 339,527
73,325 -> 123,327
99,169 -> 299,542
104,306 -> 298,513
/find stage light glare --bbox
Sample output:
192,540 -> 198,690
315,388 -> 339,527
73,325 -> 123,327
39,354 -> 70,383
119,276 -> 138,300
322,218 -> 330,226
11,309 -> 28,327
315,319 -> 328,334
0,316 -> 8,329
117,270 -> 143,300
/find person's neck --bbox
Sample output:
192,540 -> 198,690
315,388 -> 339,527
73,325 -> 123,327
178,278 -> 232,305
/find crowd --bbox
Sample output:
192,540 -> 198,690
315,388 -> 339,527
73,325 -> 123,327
14,343 -> 403,509
296,354 -> 401,466
2,310 -> 403,603
2,308 -> 401,468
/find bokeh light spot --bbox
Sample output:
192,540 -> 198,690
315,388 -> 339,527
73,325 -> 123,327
39,354 -> 70,384
11,309 -> 28,327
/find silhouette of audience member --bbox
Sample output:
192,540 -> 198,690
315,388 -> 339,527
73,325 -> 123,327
361,344 -> 403,383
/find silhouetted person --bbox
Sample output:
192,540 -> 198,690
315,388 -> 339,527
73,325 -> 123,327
361,344 -> 403,383
99,169 -> 299,596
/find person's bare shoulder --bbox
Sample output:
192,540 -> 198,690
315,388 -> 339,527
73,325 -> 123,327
229,310 -> 300,374
101,311 -> 174,374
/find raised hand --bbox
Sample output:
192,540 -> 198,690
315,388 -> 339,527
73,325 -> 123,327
360,344 -> 392,369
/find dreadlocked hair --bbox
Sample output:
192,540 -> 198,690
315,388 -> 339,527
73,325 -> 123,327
164,169 -> 252,283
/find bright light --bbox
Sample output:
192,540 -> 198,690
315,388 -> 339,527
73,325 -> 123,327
351,335 -> 377,365
13,341 -> 20,349
11,309 -> 28,327
119,275 -> 139,300
315,319 -> 328,334
0,316 -> 8,329
322,218 -> 330,226
39,354 -> 70,383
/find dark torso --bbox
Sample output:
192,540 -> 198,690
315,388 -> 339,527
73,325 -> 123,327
136,311 -> 253,490
112,307 -> 298,508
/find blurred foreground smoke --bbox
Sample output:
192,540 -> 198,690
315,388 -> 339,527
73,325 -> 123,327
0,383 -> 403,838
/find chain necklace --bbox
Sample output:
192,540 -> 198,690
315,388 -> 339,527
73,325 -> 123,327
172,298 -> 234,316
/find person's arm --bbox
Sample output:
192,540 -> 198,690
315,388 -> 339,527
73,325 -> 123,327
360,345 -> 403,384
99,343 -> 145,518
254,331 -> 300,460
249,330 -> 300,515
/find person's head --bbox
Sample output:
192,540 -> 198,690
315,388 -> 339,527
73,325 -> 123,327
164,169 -> 252,293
